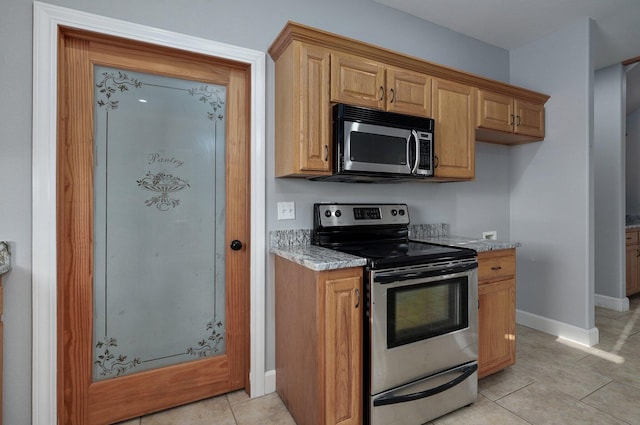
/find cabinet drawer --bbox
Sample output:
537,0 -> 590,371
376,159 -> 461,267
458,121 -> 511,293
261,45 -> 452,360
626,230 -> 639,245
478,250 -> 515,282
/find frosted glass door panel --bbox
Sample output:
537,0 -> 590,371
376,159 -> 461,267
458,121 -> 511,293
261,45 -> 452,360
92,66 -> 227,380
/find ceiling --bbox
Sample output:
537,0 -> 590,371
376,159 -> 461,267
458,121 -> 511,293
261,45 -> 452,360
373,0 -> 640,114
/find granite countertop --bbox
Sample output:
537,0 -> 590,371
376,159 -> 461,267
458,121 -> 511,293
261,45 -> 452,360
414,235 -> 521,252
626,215 -> 640,229
271,243 -> 368,271
269,229 -> 367,271
270,226 -> 520,271
0,241 -> 11,275
410,224 -> 521,252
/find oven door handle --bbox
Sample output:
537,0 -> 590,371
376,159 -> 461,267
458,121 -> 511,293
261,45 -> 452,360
372,363 -> 478,407
375,262 -> 477,284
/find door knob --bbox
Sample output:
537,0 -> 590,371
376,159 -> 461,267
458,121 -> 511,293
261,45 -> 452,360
230,240 -> 243,251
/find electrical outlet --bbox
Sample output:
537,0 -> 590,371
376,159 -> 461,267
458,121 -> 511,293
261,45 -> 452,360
277,201 -> 295,220
482,231 -> 497,240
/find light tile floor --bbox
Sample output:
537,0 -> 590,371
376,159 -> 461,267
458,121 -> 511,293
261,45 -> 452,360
119,295 -> 640,425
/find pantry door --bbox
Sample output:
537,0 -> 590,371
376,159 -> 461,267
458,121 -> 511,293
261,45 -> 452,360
57,28 -> 250,425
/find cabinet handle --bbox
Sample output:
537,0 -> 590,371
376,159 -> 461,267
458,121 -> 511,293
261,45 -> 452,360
516,115 -> 521,126
355,288 -> 360,309
637,249 -> 640,257
323,144 -> 329,162
510,114 -> 515,126
434,155 -> 439,169
379,86 -> 385,101
491,266 -> 502,271
389,88 -> 395,103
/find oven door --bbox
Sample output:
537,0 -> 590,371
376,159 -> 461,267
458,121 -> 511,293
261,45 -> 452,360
369,261 -> 478,396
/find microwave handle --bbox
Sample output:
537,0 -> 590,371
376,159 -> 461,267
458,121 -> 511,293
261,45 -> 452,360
411,130 -> 420,174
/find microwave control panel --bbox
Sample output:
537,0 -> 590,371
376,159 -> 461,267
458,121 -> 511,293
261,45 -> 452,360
416,131 -> 433,175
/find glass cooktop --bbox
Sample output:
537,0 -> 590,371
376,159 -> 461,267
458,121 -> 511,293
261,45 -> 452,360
331,240 -> 475,269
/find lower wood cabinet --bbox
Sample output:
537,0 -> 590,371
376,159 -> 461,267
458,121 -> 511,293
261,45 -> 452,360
0,275 -> 3,425
275,256 -> 362,425
477,249 -> 516,379
626,229 -> 640,296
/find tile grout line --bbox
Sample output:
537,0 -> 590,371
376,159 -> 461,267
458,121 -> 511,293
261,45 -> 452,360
578,381 -> 634,425
226,394 -> 241,425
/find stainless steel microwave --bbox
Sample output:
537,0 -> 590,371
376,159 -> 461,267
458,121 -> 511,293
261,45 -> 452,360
318,104 -> 434,182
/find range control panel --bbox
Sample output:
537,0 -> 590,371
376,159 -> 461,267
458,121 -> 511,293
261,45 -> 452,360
314,203 -> 410,228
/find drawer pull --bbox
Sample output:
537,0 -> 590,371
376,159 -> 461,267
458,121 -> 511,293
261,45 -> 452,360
491,266 -> 502,271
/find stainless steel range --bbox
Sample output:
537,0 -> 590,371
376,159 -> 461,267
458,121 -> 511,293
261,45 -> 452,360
312,203 -> 478,425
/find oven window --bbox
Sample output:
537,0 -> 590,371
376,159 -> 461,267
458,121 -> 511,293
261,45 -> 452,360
387,278 -> 468,348
350,132 -> 407,165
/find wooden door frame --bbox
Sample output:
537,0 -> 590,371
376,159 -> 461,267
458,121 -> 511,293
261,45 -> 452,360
32,3 -> 266,424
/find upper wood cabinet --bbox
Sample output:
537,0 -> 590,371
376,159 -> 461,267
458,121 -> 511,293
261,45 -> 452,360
268,21 -> 550,179
476,90 -> 545,144
431,78 -> 476,180
274,40 -> 332,177
330,51 -> 431,117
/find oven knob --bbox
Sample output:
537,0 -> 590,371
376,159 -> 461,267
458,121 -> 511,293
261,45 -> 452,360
335,209 -> 342,217
324,209 -> 332,217
399,209 -> 405,216
391,209 -> 398,216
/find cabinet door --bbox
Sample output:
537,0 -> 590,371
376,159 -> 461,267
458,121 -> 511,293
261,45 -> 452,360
478,278 -> 516,378
431,78 -> 476,179
297,43 -> 332,174
477,90 -> 513,133
626,244 -> 640,296
385,67 -> 431,117
324,273 -> 362,425
514,99 -> 545,138
330,52 -> 385,110
275,41 -> 331,176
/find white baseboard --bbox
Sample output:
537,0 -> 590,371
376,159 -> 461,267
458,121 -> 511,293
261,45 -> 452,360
264,369 -> 276,394
516,309 -> 599,346
594,294 -> 629,312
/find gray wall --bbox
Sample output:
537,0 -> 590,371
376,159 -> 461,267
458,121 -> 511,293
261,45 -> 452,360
594,64 -> 626,300
1,0 -> 511,423
509,18 -> 595,331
